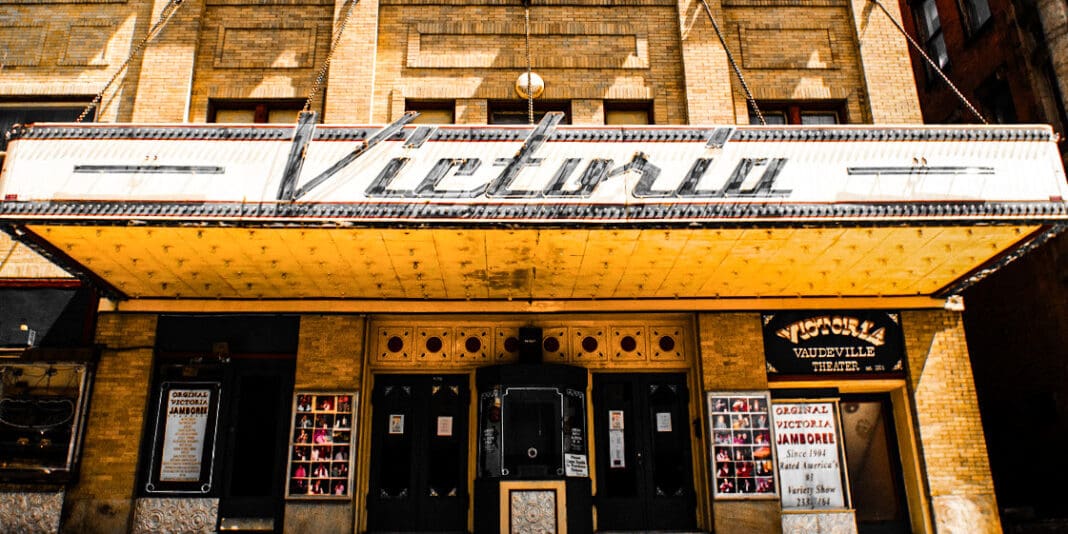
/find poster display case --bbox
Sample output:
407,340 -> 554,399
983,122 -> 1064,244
285,392 -> 356,499
707,391 -> 778,499
144,381 -> 222,494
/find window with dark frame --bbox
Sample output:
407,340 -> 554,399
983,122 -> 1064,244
488,100 -> 571,125
604,101 -> 653,125
913,0 -> 950,81
958,0 -> 992,36
749,102 -> 844,125
208,99 -> 304,124
976,74 -> 1017,124
404,100 -> 456,124
0,102 -> 94,152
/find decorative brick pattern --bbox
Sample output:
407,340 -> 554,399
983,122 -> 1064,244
59,21 -> 116,67
740,27 -> 834,70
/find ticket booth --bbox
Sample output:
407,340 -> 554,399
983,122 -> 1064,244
473,348 -> 592,533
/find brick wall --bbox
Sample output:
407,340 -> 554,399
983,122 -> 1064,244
63,313 -> 157,534
903,310 -> 1001,533
284,315 -> 365,534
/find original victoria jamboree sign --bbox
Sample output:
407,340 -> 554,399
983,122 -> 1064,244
762,311 -> 905,376
772,400 -> 849,510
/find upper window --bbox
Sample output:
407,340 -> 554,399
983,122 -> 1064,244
209,99 -> 303,124
749,102 -> 843,125
405,100 -> 455,124
913,0 -> 949,77
0,102 -> 92,151
605,101 -> 653,125
976,75 -> 1017,124
488,100 -> 571,125
959,0 -> 991,35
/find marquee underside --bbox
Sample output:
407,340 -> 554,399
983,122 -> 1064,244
17,223 -> 1042,301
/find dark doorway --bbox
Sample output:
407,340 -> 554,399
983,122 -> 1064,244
839,395 -> 911,534
216,357 -> 295,531
592,373 -> 696,531
366,374 -> 470,532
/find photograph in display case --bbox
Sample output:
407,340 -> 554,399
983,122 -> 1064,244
707,391 -> 777,499
286,392 -> 357,499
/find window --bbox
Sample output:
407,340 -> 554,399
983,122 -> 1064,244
0,102 -> 92,152
913,0 -> 949,77
959,0 -> 991,35
605,101 -> 653,125
208,99 -> 304,124
488,100 -> 571,125
976,75 -> 1017,124
405,100 -> 455,124
749,102 -> 843,125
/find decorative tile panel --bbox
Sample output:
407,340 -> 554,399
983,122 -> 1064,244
131,497 -> 219,534
416,326 -> 452,361
611,326 -> 647,361
541,326 -> 569,363
570,326 -> 607,363
509,490 -> 557,534
454,326 -> 492,363
649,324 -> 686,361
375,326 -> 412,363
0,491 -> 63,534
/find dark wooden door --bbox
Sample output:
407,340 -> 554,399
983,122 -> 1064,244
217,357 -> 296,532
367,374 -> 469,532
593,373 -> 696,531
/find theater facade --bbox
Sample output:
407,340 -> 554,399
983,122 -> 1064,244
0,115 -> 1066,534
0,0 -> 1066,531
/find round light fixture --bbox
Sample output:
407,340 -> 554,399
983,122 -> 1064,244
515,72 -> 544,99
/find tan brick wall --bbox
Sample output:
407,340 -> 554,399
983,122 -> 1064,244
697,313 -> 782,534
848,0 -> 923,123
903,310 -> 1001,533
697,312 -> 768,390
323,0 -> 381,123
63,313 -> 157,534
572,98 -> 604,125
285,315 -> 365,534
371,3 -> 689,124
130,0 -> 204,122
0,233 -> 72,279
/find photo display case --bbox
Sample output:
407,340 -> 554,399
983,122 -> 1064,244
286,392 -> 357,499
707,391 -> 778,499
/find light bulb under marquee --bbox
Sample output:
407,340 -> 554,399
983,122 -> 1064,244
515,72 -> 544,99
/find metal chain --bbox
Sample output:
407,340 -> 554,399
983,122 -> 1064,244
304,0 -> 360,113
869,0 -> 987,124
525,5 -> 534,125
697,0 -> 764,125
77,0 -> 185,122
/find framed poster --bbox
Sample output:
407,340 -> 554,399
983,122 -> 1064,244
708,391 -> 777,499
286,392 -> 357,499
771,399 -> 850,510
145,381 -> 222,494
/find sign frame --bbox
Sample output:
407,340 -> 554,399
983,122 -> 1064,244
771,398 -> 852,512
707,391 -> 779,500
285,391 -> 357,500
762,311 -> 906,378
144,381 -> 222,494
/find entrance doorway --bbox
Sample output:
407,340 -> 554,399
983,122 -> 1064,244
366,374 -> 470,532
592,373 -> 696,531
840,395 -> 911,534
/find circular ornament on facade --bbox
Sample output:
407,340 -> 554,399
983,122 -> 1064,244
658,335 -> 676,352
426,336 -> 443,352
515,72 -> 545,99
465,336 -> 482,352
386,336 -> 404,353
543,336 -> 560,353
620,335 -> 637,352
504,336 -> 519,353
581,336 -> 599,352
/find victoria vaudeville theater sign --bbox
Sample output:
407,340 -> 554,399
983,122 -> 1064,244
761,311 -> 905,376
